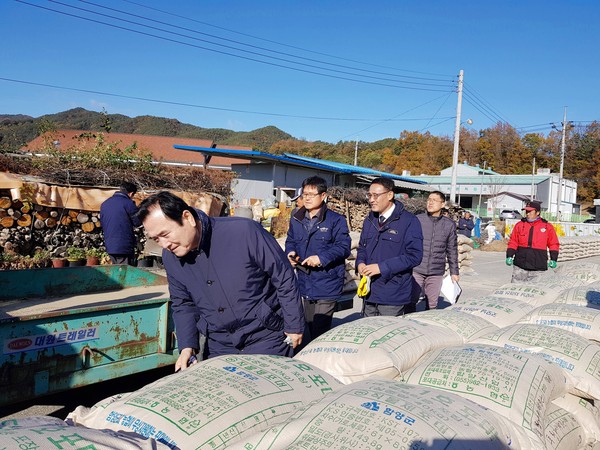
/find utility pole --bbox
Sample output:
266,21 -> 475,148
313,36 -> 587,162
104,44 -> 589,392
530,157 -> 536,201
450,69 -> 464,205
353,140 -> 358,166
556,107 -> 568,221
477,161 -> 487,216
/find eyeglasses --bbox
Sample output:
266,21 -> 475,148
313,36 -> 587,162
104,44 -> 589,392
366,191 -> 391,200
301,192 -> 322,199
427,198 -> 443,204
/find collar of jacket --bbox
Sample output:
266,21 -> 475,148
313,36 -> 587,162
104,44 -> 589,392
426,213 -> 442,221
293,204 -> 327,224
520,217 -> 547,224
369,199 -> 405,224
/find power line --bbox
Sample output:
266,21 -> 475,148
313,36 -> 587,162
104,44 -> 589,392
463,83 -> 512,125
78,0 -> 453,84
462,93 -> 503,124
339,94 -> 454,140
119,0 -> 454,79
462,90 -> 506,124
0,76 -> 454,123
17,0 -> 454,92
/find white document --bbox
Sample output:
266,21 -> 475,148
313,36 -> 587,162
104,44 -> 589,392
441,275 -> 462,304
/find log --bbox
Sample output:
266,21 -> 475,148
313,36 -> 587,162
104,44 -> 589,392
68,210 -> 79,219
76,212 -> 89,224
0,210 -> 6,218
49,210 -> 58,218
81,222 -> 95,233
34,219 -> 45,229
20,203 -> 31,214
45,217 -> 57,228
17,214 -> 31,227
35,211 -> 49,220
0,197 -> 12,209
60,216 -> 72,226
0,217 -> 15,228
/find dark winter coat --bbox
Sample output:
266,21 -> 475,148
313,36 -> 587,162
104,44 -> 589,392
285,205 -> 351,300
356,200 -> 423,305
100,192 -> 141,255
414,213 -> 459,276
457,217 -> 475,237
507,218 -> 560,271
163,210 -> 304,357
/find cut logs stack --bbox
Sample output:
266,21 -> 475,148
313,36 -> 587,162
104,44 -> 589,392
0,194 -> 105,256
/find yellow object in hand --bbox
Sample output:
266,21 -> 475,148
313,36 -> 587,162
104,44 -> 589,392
357,275 -> 371,298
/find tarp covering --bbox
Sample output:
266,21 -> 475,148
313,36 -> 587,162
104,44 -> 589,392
1,172 -> 224,214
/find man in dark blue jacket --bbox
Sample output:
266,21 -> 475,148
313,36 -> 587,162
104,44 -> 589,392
100,181 -> 141,265
285,176 -> 351,341
356,177 -> 423,316
138,191 -> 304,371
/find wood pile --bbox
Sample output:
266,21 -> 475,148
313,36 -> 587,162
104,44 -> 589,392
0,192 -> 105,257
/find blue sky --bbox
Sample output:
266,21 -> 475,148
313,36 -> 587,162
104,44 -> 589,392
2,1 -> 598,143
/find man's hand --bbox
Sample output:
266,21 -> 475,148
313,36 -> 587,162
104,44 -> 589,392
451,274 -> 460,283
287,252 -> 298,266
548,260 -> 557,269
175,347 -> 197,372
360,263 -> 381,277
285,332 -> 303,349
505,257 -> 514,266
302,255 -> 321,267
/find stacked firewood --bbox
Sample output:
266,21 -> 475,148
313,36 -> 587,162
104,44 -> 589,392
0,195 -> 105,256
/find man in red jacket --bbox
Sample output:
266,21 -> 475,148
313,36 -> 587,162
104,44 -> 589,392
506,200 -> 560,283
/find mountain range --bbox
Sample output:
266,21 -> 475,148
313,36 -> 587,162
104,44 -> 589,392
0,108 -> 295,151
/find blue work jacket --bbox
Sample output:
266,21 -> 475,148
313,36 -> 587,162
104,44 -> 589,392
99,192 -> 140,255
285,206 -> 351,300
163,210 -> 304,357
356,201 -> 423,305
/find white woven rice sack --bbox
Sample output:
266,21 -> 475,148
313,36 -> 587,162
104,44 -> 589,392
448,296 -> 536,328
556,262 -> 600,284
491,283 -> 563,307
553,394 -> 600,445
68,354 -> 341,449
519,303 -> 600,342
534,273 -> 587,290
402,344 -> 568,446
0,416 -> 168,449
233,377 -> 527,450
543,402 -> 587,450
554,281 -> 600,309
406,309 -> 499,342
473,323 -> 600,400
294,316 -> 464,384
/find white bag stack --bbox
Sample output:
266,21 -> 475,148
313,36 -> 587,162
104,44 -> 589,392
68,354 -> 342,449
294,316 -> 464,384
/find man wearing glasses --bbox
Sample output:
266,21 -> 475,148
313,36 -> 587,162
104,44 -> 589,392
286,176 -> 351,342
356,177 -> 423,317
412,191 -> 460,310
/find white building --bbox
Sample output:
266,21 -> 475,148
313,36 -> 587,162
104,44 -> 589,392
411,163 -> 578,217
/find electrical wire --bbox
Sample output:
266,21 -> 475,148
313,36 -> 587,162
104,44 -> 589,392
16,0 -> 454,92
119,0 -> 453,78
78,0 -> 453,84
0,76 -> 454,123
463,83 -> 512,125
339,94 -> 454,140
463,91 -> 506,125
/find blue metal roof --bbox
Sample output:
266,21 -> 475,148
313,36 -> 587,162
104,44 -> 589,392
173,145 -> 426,184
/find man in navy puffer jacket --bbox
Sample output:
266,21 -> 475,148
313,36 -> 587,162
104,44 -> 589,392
285,176 -> 351,341
100,181 -> 141,265
356,177 -> 423,317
